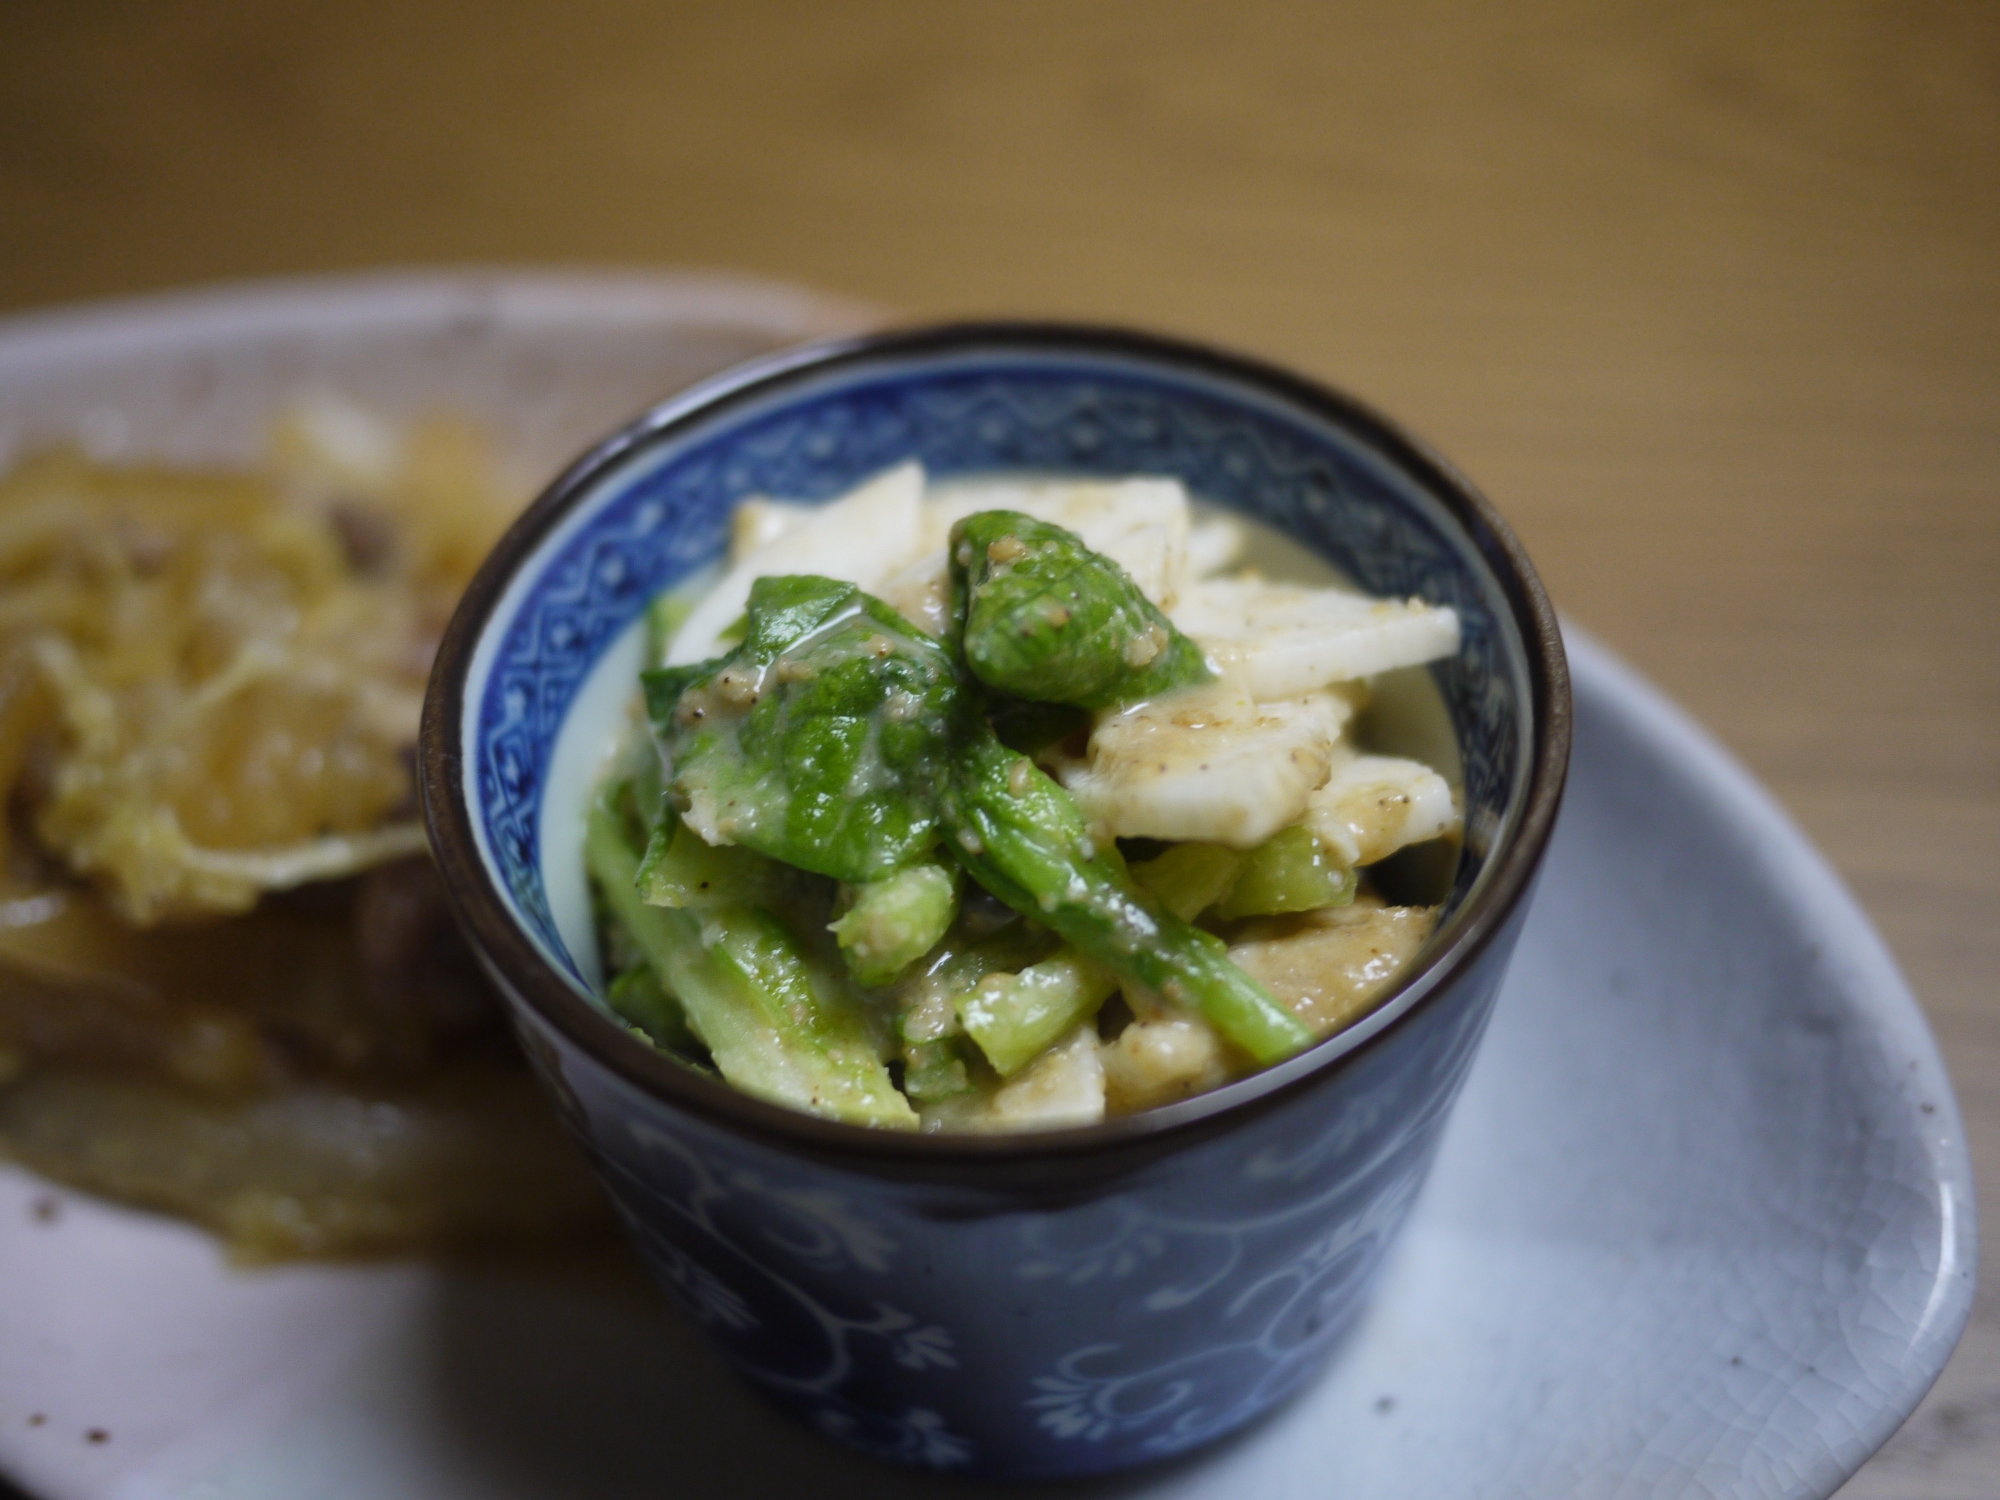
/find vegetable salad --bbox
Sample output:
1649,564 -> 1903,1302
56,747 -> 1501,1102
589,463 -> 1462,1131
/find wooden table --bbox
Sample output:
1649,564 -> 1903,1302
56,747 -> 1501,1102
2,2 -> 1993,1492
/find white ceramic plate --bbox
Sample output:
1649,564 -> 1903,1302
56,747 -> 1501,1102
0,276 -> 1974,1500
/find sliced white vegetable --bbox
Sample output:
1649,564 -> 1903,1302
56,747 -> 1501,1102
1054,680 -> 1350,848
1304,750 -> 1460,867
1170,577 -> 1460,698
667,461 -> 926,664
988,1023 -> 1106,1128
874,547 -> 951,637
1093,519 -> 1180,609
1100,1015 -> 1229,1113
1184,516 -> 1246,579
919,1024 -> 1107,1132
728,498 -> 812,564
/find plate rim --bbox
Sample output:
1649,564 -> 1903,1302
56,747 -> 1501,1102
1561,625 -> 1978,1488
0,264 -> 880,377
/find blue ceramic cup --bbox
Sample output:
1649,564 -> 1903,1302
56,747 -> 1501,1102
421,324 -> 1569,1479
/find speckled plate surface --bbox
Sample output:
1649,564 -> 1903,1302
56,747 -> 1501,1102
0,276 -> 1975,1500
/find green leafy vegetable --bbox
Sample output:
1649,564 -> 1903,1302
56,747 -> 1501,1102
636,811 -> 792,911
831,863 -> 959,987
951,510 -> 1211,710
1211,825 -> 1356,920
606,962 -> 702,1058
1129,842 -> 1244,921
900,1038 -> 977,1102
647,574 -> 962,883
612,517 -> 1339,1110
586,791 -> 915,1128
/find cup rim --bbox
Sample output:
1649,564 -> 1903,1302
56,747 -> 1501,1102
420,320 -> 1572,1169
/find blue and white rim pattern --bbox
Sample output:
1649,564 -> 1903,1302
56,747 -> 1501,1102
460,348 -> 1534,989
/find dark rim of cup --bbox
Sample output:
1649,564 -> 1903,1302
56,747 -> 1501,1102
420,321 -> 1571,1174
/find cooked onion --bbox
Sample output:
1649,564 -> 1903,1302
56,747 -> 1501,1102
0,403 -> 607,1258
0,405 -> 511,923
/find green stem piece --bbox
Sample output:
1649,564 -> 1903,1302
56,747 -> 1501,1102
831,863 -> 959,987
951,509 -> 1211,711
1211,825 -> 1356,920
941,729 -> 1314,1066
586,796 -> 916,1128
960,948 -> 1120,1076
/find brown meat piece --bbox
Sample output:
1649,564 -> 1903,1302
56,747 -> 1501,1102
349,856 -> 501,1066
0,859 -> 500,1087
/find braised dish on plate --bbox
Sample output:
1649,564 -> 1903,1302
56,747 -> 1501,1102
0,402 -> 605,1258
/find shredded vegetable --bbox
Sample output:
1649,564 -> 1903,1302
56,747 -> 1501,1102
0,402 -> 604,1257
